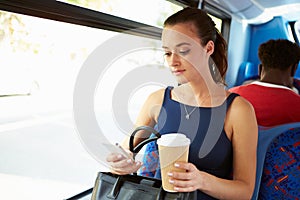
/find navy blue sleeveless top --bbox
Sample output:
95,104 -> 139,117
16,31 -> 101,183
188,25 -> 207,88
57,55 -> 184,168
156,86 -> 239,200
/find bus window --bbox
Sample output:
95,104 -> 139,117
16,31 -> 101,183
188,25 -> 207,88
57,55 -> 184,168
294,19 -> 300,43
209,14 -> 222,32
0,9 -> 171,200
58,0 -> 182,28
58,0 -> 224,33
0,1 -> 228,199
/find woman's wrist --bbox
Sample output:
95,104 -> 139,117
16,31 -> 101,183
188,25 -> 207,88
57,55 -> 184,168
197,170 -> 212,192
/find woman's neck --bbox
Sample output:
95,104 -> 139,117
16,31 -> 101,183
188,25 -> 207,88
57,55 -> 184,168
175,82 -> 227,107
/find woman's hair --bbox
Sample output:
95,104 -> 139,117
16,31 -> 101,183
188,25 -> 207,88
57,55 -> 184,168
258,39 -> 300,71
164,7 -> 228,84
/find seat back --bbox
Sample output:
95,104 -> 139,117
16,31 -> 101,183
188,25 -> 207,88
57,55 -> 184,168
235,62 -> 258,86
252,122 -> 300,200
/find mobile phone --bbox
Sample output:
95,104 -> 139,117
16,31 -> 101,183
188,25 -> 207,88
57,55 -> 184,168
115,143 -> 133,160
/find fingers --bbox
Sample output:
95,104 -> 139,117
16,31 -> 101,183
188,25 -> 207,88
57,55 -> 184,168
174,161 -> 195,171
111,160 -> 143,175
106,153 -> 143,175
169,170 -> 193,180
110,156 -> 134,169
168,175 -> 198,192
167,162 -> 199,192
106,153 -> 123,162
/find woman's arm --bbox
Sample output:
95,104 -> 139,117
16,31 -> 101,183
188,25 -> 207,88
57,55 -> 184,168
121,89 -> 164,148
168,96 -> 258,200
106,89 -> 164,175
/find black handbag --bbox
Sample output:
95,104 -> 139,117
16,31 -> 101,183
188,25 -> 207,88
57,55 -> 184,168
91,126 -> 195,200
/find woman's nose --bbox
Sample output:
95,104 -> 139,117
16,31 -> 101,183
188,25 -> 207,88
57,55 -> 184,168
169,53 -> 180,66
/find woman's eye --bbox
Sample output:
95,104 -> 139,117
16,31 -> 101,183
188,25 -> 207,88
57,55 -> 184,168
164,52 -> 171,56
179,49 -> 190,55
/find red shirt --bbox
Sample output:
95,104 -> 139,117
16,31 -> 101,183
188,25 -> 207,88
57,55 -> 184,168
229,81 -> 300,127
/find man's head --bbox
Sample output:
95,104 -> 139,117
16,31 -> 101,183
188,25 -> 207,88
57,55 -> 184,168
258,39 -> 300,76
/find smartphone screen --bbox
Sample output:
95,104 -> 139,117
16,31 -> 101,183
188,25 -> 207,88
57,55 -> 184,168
115,143 -> 132,159
102,143 -> 132,160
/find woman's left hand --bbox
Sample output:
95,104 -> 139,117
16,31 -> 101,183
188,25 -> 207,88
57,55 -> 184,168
168,161 -> 205,192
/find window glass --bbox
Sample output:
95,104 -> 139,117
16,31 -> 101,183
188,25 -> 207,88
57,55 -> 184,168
295,19 -> 300,43
0,10 -> 175,200
209,14 -> 222,32
58,0 -> 183,28
293,19 -> 300,78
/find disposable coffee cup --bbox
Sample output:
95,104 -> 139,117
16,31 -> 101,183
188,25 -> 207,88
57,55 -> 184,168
157,133 -> 190,192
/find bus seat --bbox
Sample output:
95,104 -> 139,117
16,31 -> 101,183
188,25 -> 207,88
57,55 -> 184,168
295,63 -> 300,79
235,62 -> 258,86
251,122 -> 300,200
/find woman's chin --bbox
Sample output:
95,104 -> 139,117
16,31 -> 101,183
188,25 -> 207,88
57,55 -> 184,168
176,77 -> 188,85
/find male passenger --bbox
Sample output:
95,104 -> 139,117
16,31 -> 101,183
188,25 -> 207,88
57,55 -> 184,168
230,39 -> 300,127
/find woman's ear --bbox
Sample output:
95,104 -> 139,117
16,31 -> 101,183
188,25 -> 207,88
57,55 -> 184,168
206,40 -> 214,55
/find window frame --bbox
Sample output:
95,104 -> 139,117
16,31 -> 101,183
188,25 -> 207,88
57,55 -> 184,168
290,21 -> 300,45
0,0 -> 162,40
0,0 -> 230,41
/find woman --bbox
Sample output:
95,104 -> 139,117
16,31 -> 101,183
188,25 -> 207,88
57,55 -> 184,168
107,7 -> 258,200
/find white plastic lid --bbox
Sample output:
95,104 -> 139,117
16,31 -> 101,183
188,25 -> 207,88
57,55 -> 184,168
157,133 -> 190,147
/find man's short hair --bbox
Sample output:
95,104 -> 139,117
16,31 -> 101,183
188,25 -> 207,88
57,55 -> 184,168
258,39 -> 300,71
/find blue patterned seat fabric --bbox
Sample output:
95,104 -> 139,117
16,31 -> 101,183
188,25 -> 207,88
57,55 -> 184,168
258,127 -> 300,200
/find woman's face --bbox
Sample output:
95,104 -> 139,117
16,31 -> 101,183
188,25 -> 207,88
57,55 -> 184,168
162,23 -> 214,84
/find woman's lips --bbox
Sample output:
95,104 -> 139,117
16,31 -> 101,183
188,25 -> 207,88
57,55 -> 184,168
172,69 -> 186,76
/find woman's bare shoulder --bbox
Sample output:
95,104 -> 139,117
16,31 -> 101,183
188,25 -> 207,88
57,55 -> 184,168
227,93 -> 257,127
225,93 -> 258,146
230,94 -> 255,112
146,88 -> 166,104
141,88 -> 167,122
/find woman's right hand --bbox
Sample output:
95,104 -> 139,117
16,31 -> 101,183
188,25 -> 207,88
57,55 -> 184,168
106,151 -> 143,175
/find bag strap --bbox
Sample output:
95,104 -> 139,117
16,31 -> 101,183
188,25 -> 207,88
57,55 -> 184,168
106,175 -> 123,199
129,125 -> 161,159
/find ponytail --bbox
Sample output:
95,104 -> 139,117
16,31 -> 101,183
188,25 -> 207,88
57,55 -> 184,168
211,28 -> 227,85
